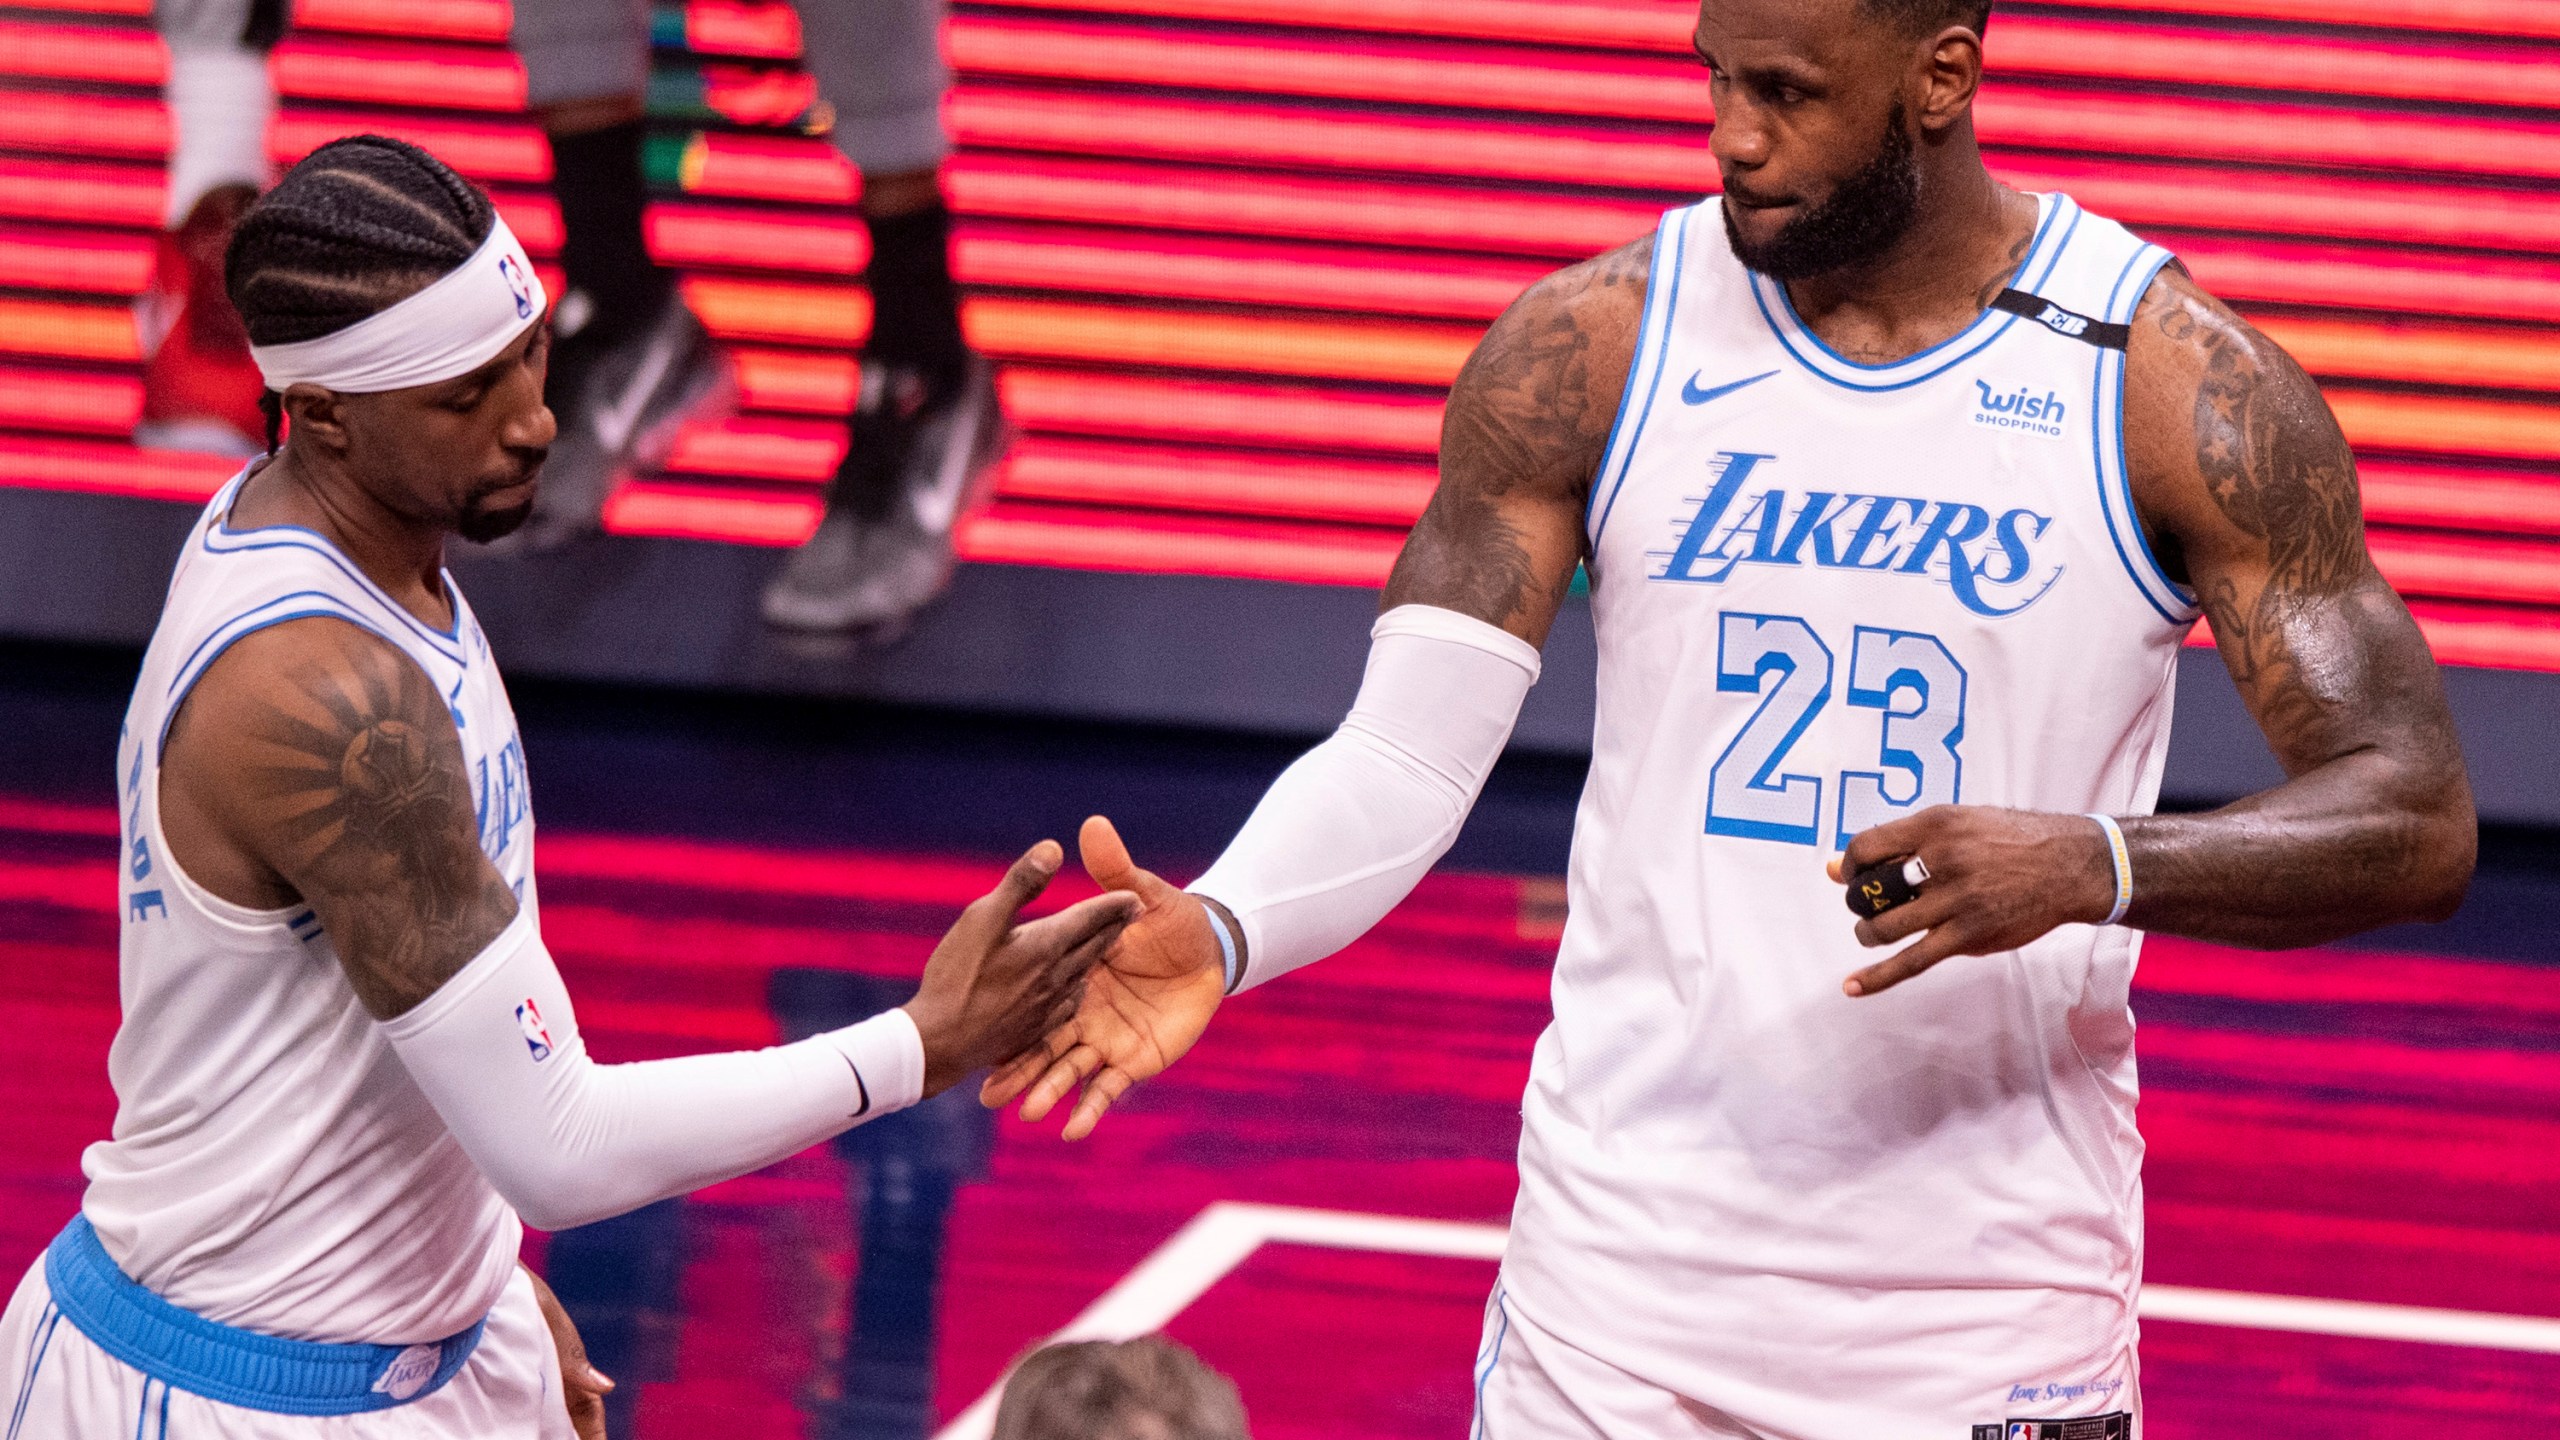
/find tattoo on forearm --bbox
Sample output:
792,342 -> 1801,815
250,649 -> 516,1016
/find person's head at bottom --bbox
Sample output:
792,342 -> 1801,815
228,133 -> 555,545
992,1336 -> 1250,1440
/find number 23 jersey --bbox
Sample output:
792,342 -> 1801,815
1507,195 -> 2193,1407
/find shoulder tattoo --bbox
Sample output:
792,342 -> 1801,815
248,639 -> 517,1016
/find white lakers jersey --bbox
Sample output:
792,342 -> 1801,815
82,470 -> 534,1344
1503,195 -> 2192,1429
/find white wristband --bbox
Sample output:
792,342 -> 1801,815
2086,813 -> 2132,926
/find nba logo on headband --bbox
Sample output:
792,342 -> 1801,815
497,254 -> 534,320
247,214 -> 548,394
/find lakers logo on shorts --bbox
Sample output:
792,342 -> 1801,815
371,1343 -> 443,1401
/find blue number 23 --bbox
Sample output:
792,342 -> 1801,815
1705,613 -> 1968,849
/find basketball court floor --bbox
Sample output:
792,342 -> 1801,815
4,645 -> 2558,1438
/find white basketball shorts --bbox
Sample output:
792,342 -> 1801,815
1469,1278 -> 2140,1440
0,1261 -> 574,1439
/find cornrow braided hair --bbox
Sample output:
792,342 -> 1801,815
224,134 -> 496,452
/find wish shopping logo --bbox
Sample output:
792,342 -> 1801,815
1973,379 -> 2068,439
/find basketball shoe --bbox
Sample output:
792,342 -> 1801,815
759,356 -> 1007,636
134,183 -> 265,457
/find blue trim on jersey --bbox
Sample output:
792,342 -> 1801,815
164,591 -> 353,704
41,1217 -> 487,1417
1469,1285 -> 1511,1440
153,606 -> 402,763
1751,195 -> 2079,394
2090,243 -> 2198,625
204,476 -> 466,659
1591,206 -> 1692,547
1584,207 -> 1681,530
7,1302 -> 62,1440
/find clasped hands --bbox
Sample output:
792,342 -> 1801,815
898,818 -> 1226,1138
935,805 -> 2119,1147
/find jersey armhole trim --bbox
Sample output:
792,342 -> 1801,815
154,604 -> 403,764
1588,204 -> 1690,547
2094,243 -> 2201,626
147,605 -> 411,935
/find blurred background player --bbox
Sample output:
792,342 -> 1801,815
136,0 -> 280,456
141,0 -> 999,635
509,0 -> 1004,639
991,1336 -> 1250,1440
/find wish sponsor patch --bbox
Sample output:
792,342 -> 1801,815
1971,1414 -> 2130,1440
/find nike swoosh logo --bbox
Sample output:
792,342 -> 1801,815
1680,369 -> 1780,406
589,325 -> 685,454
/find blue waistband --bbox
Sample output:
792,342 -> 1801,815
42,1217 -> 486,1416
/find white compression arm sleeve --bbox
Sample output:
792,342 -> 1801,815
380,911 -> 925,1231
1190,604 -> 1540,992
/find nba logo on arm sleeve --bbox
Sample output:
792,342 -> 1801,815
515,999 -> 553,1062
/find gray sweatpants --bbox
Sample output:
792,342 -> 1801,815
153,0 -> 949,176
510,0 -> 950,175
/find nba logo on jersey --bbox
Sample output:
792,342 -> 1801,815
515,999 -> 553,1062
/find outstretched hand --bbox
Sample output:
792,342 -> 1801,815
979,816 -> 1226,1139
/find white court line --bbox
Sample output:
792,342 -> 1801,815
934,1202 -> 2560,1440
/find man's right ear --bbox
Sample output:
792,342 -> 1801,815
280,384 -> 351,453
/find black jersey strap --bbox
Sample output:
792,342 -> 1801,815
1991,289 -> 2131,350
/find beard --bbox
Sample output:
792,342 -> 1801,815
455,464 -> 539,543
1724,100 -> 1922,282
458,499 -> 534,544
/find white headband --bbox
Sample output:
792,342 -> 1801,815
249,215 -> 547,394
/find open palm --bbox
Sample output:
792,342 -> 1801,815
979,815 -> 1225,1139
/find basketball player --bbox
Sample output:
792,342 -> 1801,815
0,136 -> 1134,1437
982,1 -> 2478,1434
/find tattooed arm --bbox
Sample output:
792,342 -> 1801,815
1838,266 -> 2474,993
981,241 -> 1654,1138
1384,233 -> 1654,639
162,620 -> 1131,1087
2108,266 -> 2474,943
160,617 -> 516,1019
